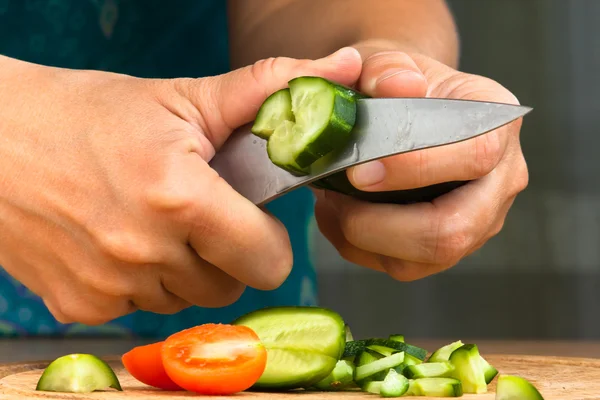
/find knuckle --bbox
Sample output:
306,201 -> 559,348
471,132 -> 503,178
93,228 -> 164,265
338,205 -> 367,245
511,158 -> 530,194
433,214 -> 475,265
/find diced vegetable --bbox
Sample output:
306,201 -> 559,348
122,342 -> 182,391
404,361 -> 454,379
313,359 -> 355,390
343,339 -> 427,360
380,369 -> 409,397
409,377 -> 464,397
354,351 -> 405,383
481,355 -> 499,383
363,381 -> 383,394
251,88 -> 294,139
449,344 -> 487,394
388,334 -> 405,343
428,340 -> 465,363
36,354 -> 121,393
495,374 -> 545,400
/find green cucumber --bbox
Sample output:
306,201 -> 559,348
36,354 -> 121,393
380,369 -> 409,397
428,340 -> 464,363
367,344 -> 397,357
448,344 -> 487,394
404,361 -> 454,379
363,381 -> 383,394
388,334 -> 405,343
344,324 -> 354,342
232,306 -> 346,389
313,359 -> 355,391
495,375 -> 544,400
480,355 -> 498,384
266,76 -> 362,171
355,351 -> 405,383
251,88 -> 294,139
343,339 -> 427,360
408,377 -> 463,397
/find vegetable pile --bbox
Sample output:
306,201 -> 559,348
35,306 -> 544,399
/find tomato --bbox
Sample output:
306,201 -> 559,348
161,323 -> 267,395
121,341 -> 183,391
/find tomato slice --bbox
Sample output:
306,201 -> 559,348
121,342 -> 183,391
161,323 -> 267,395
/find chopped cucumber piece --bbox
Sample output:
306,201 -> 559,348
380,369 -> 409,397
495,375 -> 544,400
251,88 -> 294,139
357,350 -> 383,366
36,354 -> 121,393
363,381 -> 383,394
344,324 -> 354,342
355,351 -> 405,383
313,359 -> 355,391
343,339 -> 427,360
388,334 -> 405,343
367,344 -> 397,357
428,340 -> 464,363
480,355 -> 498,383
266,76 -> 361,171
232,306 -> 346,389
449,344 -> 487,394
409,377 -> 463,397
404,361 -> 454,379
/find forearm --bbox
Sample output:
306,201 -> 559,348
227,0 -> 459,69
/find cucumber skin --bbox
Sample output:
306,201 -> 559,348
289,78 -> 360,168
343,339 -> 427,361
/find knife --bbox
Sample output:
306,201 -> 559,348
209,98 -> 532,206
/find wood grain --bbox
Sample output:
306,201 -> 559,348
1,354 -> 599,399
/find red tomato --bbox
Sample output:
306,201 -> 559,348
121,341 -> 183,391
161,323 -> 267,395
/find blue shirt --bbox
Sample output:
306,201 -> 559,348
0,0 -> 318,338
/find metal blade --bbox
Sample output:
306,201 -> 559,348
208,98 -> 532,206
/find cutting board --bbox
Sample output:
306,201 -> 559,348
1,354 -> 599,399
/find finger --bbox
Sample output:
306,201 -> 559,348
194,47 -> 363,149
313,191 -> 384,273
357,51 -> 428,98
161,246 -> 246,308
185,157 -> 293,291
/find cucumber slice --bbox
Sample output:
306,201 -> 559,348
232,306 -> 346,389
36,354 -> 121,393
428,340 -> 464,362
367,344 -> 397,357
409,377 -> 463,397
449,344 -> 487,394
363,381 -> 383,394
480,355 -> 499,384
266,76 -> 360,170
404,361 -> 454,379
388,334 -> 405,343
357,350 -> 383,366
313,359 -> 355,391
343,339 -> 427,361
251,88 -> 294,139
495,375 -> 544,400
380,369 -> 409,397
344,324 -> 354,342
355,351 -> 405,383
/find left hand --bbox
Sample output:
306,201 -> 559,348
314,50 -> 529,281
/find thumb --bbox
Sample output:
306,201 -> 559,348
195,47 -> 362,149
358,51 -> 428,98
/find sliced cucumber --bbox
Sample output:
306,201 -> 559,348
355,351 -> 405,383
480,355 -> 498,384
343,339 -> 427,361
495,375 -> 544,400
357,350 -> 383,366
404,361 -> 454,379
428,340 -> 464,363
266,76 -> 361,170
408,377 -> 463,397
380,369 -> 409,397
449,344 -> 487,394
251,88 -> 294,139
313,359 -> 355,391
345,324 -> 354,342
363,381 -> 383,394
232,306 -> 346,389
367,344 -> 397,357
388,334 -> 405,343
36,354 -> 121,393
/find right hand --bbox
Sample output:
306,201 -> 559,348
0,48 -> 362,325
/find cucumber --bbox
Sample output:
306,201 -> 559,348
232,306 -> 346,389
449,344 -> 487,394
344,324 -> 354,342
313,359 -> 355,391
408,377 -> 464,397
266,76 -> 362,171
367,344 -> 397,357
480,355 -> 499,383
404,361 -> 454,379
36,354 -> 122,393
388,334 -> 405,343
363,381 -> 383,394
251,88 -> 294,139
354,351 -> 405,383
343,339 -> 427,361
428,340 -> 464,363
380,369 -> 409,397
495,375 -> 544,400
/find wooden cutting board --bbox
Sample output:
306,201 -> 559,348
1,354 -> 599,399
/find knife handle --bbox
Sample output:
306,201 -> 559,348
311,172 -> 468,204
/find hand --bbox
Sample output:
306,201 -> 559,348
314,50 -> 529,281
0,49 -> 362,325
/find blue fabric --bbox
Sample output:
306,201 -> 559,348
0,0 -> 318,338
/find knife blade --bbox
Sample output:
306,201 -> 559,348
209,98 -> 532,206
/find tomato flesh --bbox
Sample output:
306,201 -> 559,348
121,341 -> 182,391
161,323 -> 267,395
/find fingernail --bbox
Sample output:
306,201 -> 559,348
352,161 -> 386,188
